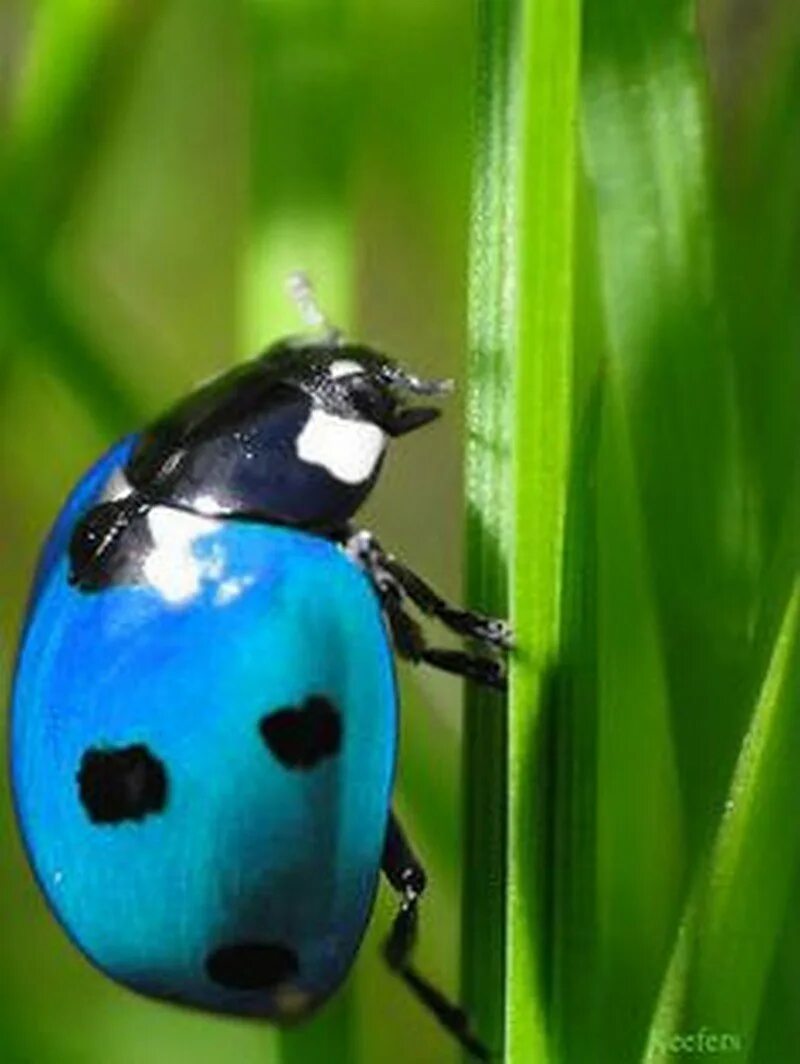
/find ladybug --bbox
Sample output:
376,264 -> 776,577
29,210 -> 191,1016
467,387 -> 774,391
10,275 -> 509,1059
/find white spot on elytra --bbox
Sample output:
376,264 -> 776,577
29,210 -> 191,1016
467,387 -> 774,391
329,359 -> 363,379
214,575 -> 255,605
143,507 -> 222,605
296,409 -> 386,485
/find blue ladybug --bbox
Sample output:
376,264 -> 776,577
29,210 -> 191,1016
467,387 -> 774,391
11,280 -> 509,1060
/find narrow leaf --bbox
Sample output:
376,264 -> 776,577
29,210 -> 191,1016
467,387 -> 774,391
465,1 -> 580,1061
646,578 -> 800,1061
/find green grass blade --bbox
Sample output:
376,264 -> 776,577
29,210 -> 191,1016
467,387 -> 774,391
462,0 -> 516,1054
580,3 -> 738,1059
508,1 -> 580,1060
593,372 -> 684,1063
709,3 -> 800,565
464,1 -> 580,1060
545,309 -> 602,1063
646,577 -> 800,1061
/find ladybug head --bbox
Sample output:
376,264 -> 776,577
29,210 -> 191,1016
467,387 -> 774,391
124,274 -> 453,531
264,339 -> 453,439
271,270 -> 453,438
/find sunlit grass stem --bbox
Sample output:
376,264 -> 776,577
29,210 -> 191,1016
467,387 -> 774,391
464,1 -> 580,1061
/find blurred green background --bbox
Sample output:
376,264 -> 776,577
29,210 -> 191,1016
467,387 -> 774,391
0,1 -> 798,1062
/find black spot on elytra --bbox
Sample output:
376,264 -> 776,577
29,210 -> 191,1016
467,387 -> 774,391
259,695 -> 342,770
69,498 -> 153,592
77,744 -> 168,824
205,942 -> 299,990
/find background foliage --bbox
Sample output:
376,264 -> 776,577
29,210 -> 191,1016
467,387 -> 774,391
0,2 -> 798,1062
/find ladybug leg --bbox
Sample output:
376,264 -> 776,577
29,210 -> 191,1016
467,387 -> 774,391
420,647 -> 506,690
381,556 -> 512,650
382,813 -> 490,1062
345,530 -> 511,650
382,580 -> 506,691
345,530 -> 508,692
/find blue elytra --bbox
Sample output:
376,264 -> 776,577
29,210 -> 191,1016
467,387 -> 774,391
10,331 -> 508,1056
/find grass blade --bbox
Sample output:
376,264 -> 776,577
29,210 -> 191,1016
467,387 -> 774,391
464,1 -> 580,1060
646,577 -> 800,1061
579,3 -> 741,1059
462,0 -> 516,1055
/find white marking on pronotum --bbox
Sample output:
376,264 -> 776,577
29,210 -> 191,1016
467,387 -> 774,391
296,409 -> 386,485
192,493 -> 224,516
143,507 -> 223,605
329,359 -> 363,379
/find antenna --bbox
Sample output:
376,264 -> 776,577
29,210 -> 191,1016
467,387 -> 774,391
285,271 -> 343,345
